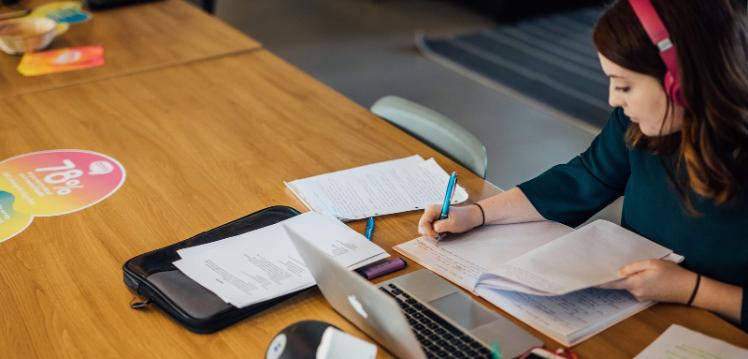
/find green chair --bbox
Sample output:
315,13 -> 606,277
371,96 -> 488,178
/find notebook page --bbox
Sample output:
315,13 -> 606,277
394,236 -> 486,291
394,220 -> 652,346
484,220 -> 673,295
477,286 -> 652,346
394,221 -> 571,290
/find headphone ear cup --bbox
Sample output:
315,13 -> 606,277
664,71 -> 685,107
671,87 -> 684,107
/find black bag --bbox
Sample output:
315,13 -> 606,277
123,205 -> 307,333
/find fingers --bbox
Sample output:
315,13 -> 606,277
599,273 -> 649,301
618,259 -> 659,277
418,204 -> 442,238
598,277 -> 644,301
432,216 -> 452,234
417,204 -> 477,239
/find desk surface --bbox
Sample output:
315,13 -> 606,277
1,48 -> 746,358
0,0 -> 260,99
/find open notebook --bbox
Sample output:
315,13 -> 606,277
394,220 -> 683,346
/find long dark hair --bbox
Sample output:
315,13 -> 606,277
593,0 -> 748,211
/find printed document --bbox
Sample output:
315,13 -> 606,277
634,325 -> 748,359
285,155 -> 468,220
174,212 -> 389,308
394,220 -> 682,346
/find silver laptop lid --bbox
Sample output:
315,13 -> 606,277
284,225 -> 426,359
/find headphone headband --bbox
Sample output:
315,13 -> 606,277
628,0 -> 686,106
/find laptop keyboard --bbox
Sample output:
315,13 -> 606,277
380,283 -> 494,359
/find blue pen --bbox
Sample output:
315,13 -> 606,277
365,217 -> 375,241
440,171 -> 458,220
436,172 -> 458,240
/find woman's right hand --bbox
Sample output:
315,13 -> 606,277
417,203 -> 483,239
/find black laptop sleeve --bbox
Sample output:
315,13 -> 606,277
123,205 -> 306,333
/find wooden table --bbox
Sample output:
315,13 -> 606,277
0,0 -> 261,99
1,47 -> 746,358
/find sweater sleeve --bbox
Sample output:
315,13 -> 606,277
518,108 -> 631,227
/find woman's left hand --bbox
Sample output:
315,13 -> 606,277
599,259 -> 697,303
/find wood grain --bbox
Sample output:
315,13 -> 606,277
0,0 -> 260,99
0,50 -> 745,358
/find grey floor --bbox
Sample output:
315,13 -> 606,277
213,0 -> 621,223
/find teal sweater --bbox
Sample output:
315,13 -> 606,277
518,108 -> 747,331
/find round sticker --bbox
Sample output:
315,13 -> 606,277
0,149 -> 126,242
0,191 -> 33,242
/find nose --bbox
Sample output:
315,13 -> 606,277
608,86 -> 623,108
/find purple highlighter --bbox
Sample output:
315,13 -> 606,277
356,257 -> 407,280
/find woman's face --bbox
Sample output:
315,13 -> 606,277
598,53 -> 684,136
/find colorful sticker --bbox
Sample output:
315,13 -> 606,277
31,2 -> 91,25
28,1 -> 84,32
0,191 -> 33,242
43,8 -> 92,24
0,150 -> 126,243
17,45 -> 105,77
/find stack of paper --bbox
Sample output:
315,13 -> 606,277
173,212 -> 389,308
394,220 -> 684,346
285,155 -> 468,221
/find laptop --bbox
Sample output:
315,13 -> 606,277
284,226 -> 542,359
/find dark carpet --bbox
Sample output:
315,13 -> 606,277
418,7 -> 611,128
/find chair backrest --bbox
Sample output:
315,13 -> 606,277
371,96 -> 487,178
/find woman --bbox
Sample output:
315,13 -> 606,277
419,0 -> 748,331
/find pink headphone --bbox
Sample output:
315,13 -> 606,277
628,0 -> 686,107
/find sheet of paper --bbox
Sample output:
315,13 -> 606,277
174,212 -> 388,307
178,212 -> 386,268
482,220 -> 674,295
634,324 -> 748,359
176,212 -> 313,259
174,242 -> 314,307
285,155 -> 468,220
394,221 -> 572,291
395,236 -> 486,290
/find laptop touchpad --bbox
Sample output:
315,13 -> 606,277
428,292 -> 498,330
